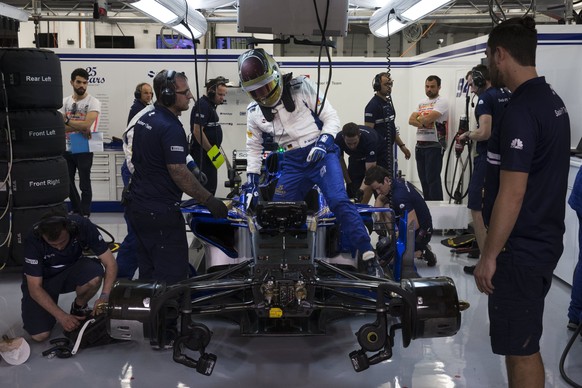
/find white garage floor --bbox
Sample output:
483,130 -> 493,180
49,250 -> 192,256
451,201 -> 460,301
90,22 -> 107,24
0,213 -> 581,388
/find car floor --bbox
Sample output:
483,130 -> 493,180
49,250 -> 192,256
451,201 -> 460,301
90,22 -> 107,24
0,212 -> 581,388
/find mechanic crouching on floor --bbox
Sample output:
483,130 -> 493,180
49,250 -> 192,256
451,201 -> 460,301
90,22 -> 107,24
364,165 -> 436,267
125,70 -> 228,286
21,209 -> 117,342
238,48 -> 383,277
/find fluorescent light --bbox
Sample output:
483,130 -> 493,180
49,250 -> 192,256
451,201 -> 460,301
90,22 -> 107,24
0,1 -> 30,22
401,0 -> 454,21
369,0 -> 453,38
128,0 -> 208,39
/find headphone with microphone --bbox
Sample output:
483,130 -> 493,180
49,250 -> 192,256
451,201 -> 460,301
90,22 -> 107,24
160,70 -> 177,107
471,65 -> 488,89
32,216 -> 78,239
373,72 -> 389,92
134,82 -> 147,100
206,76 -> 227,101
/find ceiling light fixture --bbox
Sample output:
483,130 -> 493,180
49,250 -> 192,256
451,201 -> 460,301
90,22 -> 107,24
0,1 -> 30,22
128,0 -> 208,39
369,0 -> 454,38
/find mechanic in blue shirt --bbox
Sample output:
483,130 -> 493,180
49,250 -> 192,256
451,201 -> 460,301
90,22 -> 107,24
21,210 -> 117,342
364,165 -> 436,266
458,65 -> 510,275
567,168 -> 582,332
189,77 -> 228,195
364,72 -> 410,171
238,49 -> 382,276
474,17 -> 570,387
335,122 -> 387,204
127,70 -> 227,285
117,82 -> 153,280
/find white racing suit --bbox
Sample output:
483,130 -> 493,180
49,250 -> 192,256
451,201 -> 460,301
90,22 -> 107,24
245,75 -> 373,256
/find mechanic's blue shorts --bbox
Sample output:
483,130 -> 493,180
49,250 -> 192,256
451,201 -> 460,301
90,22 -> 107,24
21,257 -> 104,335
488,252 -> 554,356
467,155 -> 486,211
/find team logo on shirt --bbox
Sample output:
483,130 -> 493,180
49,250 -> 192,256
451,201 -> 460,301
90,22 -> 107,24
24,258 -> 38,265
510,138 -> 524,150
170,146 -> 184,152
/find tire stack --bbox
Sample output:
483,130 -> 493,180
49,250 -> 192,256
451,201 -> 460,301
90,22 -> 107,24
0,48 -> 69,267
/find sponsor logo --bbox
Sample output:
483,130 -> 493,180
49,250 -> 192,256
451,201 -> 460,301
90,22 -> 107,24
510,138 -> 523,150
170,146 -> 184,152
24,258 -> 38,265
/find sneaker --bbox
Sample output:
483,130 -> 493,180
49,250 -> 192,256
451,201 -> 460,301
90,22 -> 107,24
421,246 -> 437,267
70,300 -> 92,318
463,265 -> 476,275
567,321 -> 579,331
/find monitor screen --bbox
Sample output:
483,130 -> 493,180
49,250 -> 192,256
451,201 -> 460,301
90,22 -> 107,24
156,34 -> 195,49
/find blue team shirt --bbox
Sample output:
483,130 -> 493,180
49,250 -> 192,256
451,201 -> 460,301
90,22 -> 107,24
127,99 -> 147,125
23,215 -> 108,278
391,179 -> 432,230
364,94 -> 397,146
335,126 -> 386,164
189,95 -> 223,161
483,77 -> 570,265
130,104 -> 189,212
474,87 -> 510,157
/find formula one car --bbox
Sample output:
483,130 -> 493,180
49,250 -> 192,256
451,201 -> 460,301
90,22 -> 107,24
103,193 -> 467,376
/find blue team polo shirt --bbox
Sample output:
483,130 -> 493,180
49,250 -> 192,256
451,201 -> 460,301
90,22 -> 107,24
23,215 -> 108,279
391,179 -> 432,230
189,95 -> 223,160
483,77 -> 570,266
130,105 -> 189,212
474,87 -> 510,157
335,125 -> 387,175
364,95 -> 397,146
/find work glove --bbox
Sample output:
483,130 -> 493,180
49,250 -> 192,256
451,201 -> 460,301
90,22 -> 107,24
204,195 -> 228,219
241,173 -> 260,211
186,155 -> 208,186
306,133 -> 334,163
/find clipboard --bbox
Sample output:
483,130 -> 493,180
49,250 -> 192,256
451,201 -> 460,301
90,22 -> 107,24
207,145 -> 225,169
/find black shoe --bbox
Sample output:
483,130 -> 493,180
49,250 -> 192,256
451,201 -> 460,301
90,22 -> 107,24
70,300 -> 92,318
463,265 -> 476,275
421,246 -> 437,267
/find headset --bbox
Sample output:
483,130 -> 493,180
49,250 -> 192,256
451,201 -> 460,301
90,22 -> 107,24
206,76 -> 227,101
134,82 -> 147,100
32,216 -> 78,239
373,72 -> 389,92
160,70 -> 177,107
471,65 -> 488,89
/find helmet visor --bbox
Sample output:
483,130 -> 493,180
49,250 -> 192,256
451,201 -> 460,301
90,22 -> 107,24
248,78 -> 280,106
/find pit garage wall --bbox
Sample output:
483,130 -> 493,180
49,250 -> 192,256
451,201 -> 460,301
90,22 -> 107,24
51,24 -> 582,200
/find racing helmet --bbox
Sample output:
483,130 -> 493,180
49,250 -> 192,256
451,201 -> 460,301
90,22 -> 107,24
238,48 -> 283,107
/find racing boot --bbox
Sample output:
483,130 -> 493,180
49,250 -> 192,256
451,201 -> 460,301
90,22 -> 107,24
420,245 -> 437,267
361,251 -> 385,278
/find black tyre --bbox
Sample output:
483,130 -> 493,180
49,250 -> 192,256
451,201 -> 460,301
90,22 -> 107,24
0,48 -> 63,109
6,157 -> 70,207
0,110 -> 65,160
8,202 -> 68,266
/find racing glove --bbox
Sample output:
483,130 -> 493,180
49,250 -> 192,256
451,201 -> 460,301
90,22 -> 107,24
204,195 -> 228,219
186,155 -> 208,186
242,173 -> 260,211
306,133 -> 334,163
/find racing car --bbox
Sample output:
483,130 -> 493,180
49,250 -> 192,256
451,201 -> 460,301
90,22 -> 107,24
102,191 -> 467,376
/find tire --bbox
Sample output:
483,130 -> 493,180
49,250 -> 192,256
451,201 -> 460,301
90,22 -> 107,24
0,48 -> 63,110
7,202 -> 68,266
0,110 -> 66,160
7,157 -> 70,207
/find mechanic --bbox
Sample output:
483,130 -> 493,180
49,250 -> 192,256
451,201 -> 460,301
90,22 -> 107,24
364,72 -> 410,170
364,165 -> 436,267
190,76 -> 229,195
21,209 -> 117,342
474,16 -> 570,387
126,69 -> 228,285
238,48 -> 382,277
335,122 -> 386,204
458,65 -> 510,275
